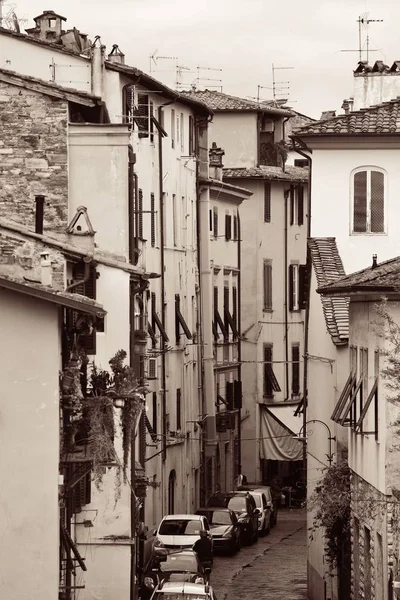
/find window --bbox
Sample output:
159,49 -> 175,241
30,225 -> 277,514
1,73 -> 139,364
175,294 -> 192,343
138,188 -> 143,239
136,93 -> 150,138
364,527 -> 372,599
209,209 -> 213,233
69,261 -> 98,355
150,193 -> 156,247
152,392 -> 157,434
172,194 -> 178,247
225,213 -> 232,240
263,260 -> 272,310
171,109 -> 175,148
290,186 -> 304,226
263,344 -> 281,396
352,168 -> 385,233
214,285 -> 228,340
48,18 -> 56,27
176,115 -> 180,144
264,182 -> 271,222
189,115 -> 195,155
289,264 -> 299,311
149,101 -> 154,143
180,113 -> 184,152
291,344 -> 300,396
176,388 -> 182,431
213,207 -> 218,237
294,158 -> 308,168
223,284 -> 230,333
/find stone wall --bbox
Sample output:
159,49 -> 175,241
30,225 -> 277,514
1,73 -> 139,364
0,81 -> 68,233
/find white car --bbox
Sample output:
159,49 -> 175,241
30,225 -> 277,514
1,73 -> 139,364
150,580 -> 218,600
153,514 -> 212,552
249,490 -> 273,535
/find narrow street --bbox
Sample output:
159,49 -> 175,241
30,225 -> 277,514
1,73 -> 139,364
211,509 -> 307,600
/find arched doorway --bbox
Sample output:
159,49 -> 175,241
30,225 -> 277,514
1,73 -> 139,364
168,470 -> 176,514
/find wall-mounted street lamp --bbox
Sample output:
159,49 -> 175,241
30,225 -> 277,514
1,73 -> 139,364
292,419 -> 336,466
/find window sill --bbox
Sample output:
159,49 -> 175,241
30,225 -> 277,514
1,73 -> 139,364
350,232 -> 387,236
263,308 -> 273,313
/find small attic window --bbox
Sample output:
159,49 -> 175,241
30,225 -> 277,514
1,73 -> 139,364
48,18 -> 56,27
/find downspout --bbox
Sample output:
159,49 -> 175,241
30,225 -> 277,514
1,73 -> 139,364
284,188 -> 290,399
237,210 -> 242,476
292,138 -> 312,485
158,99 -> 176,474
65,256 -> 93,291
128,145 -> 137,263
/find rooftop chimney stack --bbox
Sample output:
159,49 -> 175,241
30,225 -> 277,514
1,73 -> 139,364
91,36 -> 106,98
25,10 -> 66,42
209,142 -> 225,181
353,60 -> 400,111
108,44 -> 125,65
40,251 -> 52,287
372,254 -> 378,268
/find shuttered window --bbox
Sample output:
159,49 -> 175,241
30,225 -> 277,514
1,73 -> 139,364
150,193 -> 156,247
233,215 -> 238,240
213,207 -> 218,238
353,169 -> 385,233
189,115 -> 195,155
297,186 -> 304,226
71,262 -> 97,355
289,264 -> 299,311
138,188 -> 143,239
136,93 -> 150,138
289,187 -> 295,225
224,285 -> 229,332
264,182 -> 271,223
176,388 -> 182,431
225,214 -> 232,240
152,392 -> 157,435
263,260 -> 272,310
291,344 -> 300,396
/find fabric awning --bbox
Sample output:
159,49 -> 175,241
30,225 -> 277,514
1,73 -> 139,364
260,406 -> 303,461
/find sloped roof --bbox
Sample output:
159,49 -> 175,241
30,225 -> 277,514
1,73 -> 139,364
223,165 -> 308,182
0,67 -> 102,107
308,238 -> 349,345
295,98 -> 400,136
318,255 -> 400,295
179,89 -> 293,115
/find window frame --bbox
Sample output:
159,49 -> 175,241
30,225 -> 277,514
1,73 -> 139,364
263,259 -> 272,311
350,166 -> 387,235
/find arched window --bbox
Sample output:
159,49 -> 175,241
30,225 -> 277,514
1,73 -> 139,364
351,168 -> 386,234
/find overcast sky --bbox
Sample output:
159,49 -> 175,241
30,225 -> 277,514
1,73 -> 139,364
7,0 -> 400,118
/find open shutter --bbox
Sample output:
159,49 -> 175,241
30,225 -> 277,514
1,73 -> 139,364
298,264 -> 310,310
213,208 -> 218,237
136,93 -> 149,138
189,115 -> 195,155
264,182 -> 271,223
72,262 -> 97,355
233,215 -> 238,240
233,380 -> 242,409
290,187 -> 295,225
226,382 -> 234,411
225,214 -> 232,240
297,186 -> 304,226
138,188 -> 143,239
288,265 -> 294,312
150,193 -> 155,247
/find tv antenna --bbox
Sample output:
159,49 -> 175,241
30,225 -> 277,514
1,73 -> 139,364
196,66 -> 223,91
0,1 -> 28,31
149,50 -> 178,75
340,14 -> 383,62
256,84 -> 273,103
272,63 -> 294,100
175,64 -> 194,90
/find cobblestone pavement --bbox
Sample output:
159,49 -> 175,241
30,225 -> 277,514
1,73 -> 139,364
211,508 -> 307,600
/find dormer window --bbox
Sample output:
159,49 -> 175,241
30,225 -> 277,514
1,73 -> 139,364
48,18 -> 56,27
352,167 -> 386,234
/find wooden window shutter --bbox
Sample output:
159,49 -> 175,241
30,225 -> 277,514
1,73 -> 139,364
353,171 -> 367,232
226,381 -> 234,411
213,286 -> 218,314
370,171 -> 384,233
288,264 -> 295,311
233,215 -> 238,240
209,209 -> 213,232
152,392 -> 157,435
189,115 -> 194,155
291,344 -> 300,395
138,188 -> 143,239
264,182 -> 271,222
263,261 -> 272,310
213,207 -> 218,237
149,101 -> 154,143
299,263 -> 310,310
150,193 -> 156,247
289,187 -> 295,225
224,286 -> 229,331
72,262 -> 97,354
297,186 -> 304,226
233,380 -> 242,409
175,294 -> 181,344
263,344 -> 273,396
137,93 -> 149,138
232,286 -> 237,329
225,214 -> 232,240
176,388 -> 182,430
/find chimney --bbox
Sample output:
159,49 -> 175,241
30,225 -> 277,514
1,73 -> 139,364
108,44 -> 125,65
91,36 -> 105,98
209,142 -> 225,181
320,110 -> 336,121
25,10 -> 66,43
353,58 -> 400,111
40,251 -> 52,286
372,254 -> 378,269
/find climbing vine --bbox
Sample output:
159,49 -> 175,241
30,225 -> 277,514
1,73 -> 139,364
308,459 -> 351,571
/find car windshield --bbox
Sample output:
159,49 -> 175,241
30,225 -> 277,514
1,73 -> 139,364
159,520 -> 202,536
227,497 -> 246,512
201,510 -> 231,525
251,494 -> 262,508
159,555 -> 198,573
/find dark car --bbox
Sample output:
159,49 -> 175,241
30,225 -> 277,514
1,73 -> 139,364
195,508 -> 241,554
140,550 -> 205,600
206,492 -> 259,545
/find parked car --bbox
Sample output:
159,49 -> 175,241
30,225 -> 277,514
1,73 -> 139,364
248,490 -> 272,535
195,507 -> 241,554
153,514 -> 212,552
149,580 -> 218,600
206,492 -> 259,545
252,486 -> 278,526
140,550 -> 205,600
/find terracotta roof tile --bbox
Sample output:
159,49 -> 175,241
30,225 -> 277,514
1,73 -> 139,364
308,238 -> 349,345
318,255 -> 400,295
179,89 -> 293,115
296,97 -> 400,136
223,165 -> 308,182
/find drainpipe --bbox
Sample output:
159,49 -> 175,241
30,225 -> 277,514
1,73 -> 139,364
237,210 -> 242,477
292,138 -> 312,485
65,256 -> 93,291
284,188 -> 290,399
158,99 -> 175,478
128,145 -> 137,264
